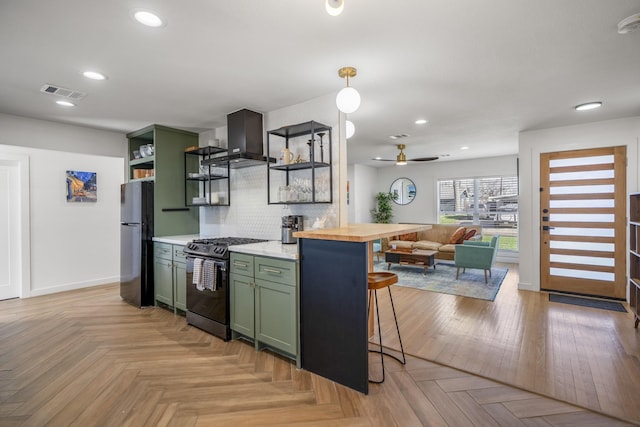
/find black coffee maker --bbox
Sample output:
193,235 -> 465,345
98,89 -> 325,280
281,215 -> 304,244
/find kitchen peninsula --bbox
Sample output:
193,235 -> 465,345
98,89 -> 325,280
293,223 -> 431,394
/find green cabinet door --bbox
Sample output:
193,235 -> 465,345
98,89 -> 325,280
255,278 -> 296,355
154,256 -> 173,307
174,261 -> 187,312
229,272 -> 255,338
173,245 -> 187,313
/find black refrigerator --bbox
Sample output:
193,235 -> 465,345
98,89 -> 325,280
120,181 -> 154,307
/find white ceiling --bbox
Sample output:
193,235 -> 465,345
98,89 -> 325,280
1,0 -> 639,166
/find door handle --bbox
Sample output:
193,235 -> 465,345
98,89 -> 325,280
542,225 -> 555,231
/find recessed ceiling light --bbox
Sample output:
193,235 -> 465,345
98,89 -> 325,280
82,71 -> 107,80
460,146 -> 469,150
56,100 -> 75,107
415,119 -> 428,125
575,101 -> 603,111
131,9 -> 166,27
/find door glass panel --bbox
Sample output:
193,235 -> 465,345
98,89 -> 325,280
550,199 -> 614,208
549,155 -> 613,167
550,267 -> 614,281
550,185 -> 614,194
551,227 -> 614,237
549,170 -> 614,181
550,254 -> 614,267
550,241 -> 614,251
549,213 -> 614,222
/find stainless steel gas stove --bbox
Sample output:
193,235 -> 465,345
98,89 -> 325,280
183,237 -> 267,340
184,237 -> 266,259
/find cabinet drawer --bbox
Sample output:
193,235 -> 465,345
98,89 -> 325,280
173,245 -> 187,263
154,242 -> 172,260
230,253 -> 254,277
254,256 -> 296,286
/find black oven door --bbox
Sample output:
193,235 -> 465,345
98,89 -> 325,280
186,256 -> 228,325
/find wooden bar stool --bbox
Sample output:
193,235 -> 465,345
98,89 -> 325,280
367,272 -> 406,384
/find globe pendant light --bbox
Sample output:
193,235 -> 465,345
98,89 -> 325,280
345,120 -> 355,139
325,0 -> 344,16
336,67 -> 360,114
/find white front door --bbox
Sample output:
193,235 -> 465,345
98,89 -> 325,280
0,161 -> 21,300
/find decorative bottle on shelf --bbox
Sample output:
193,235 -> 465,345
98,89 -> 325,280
317,132 -> 325,163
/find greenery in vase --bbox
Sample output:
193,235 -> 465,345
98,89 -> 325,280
371,192 -> 397,223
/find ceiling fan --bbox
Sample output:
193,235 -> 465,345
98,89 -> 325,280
372,144 -> 439,165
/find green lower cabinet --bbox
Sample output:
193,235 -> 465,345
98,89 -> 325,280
255,278 -> 296,356
230,272 -> 256,338
154,255 -> 174,307
153,242 -> 186,314
174,260 -> 187,312
229,253 -> 299,365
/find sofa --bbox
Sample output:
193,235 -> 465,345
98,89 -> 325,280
381,223 -> 483,261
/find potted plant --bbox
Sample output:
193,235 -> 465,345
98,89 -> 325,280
371,192 -> 397,223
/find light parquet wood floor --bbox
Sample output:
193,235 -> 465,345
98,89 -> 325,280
0,270 -> 637,426
375,262 -> 640,425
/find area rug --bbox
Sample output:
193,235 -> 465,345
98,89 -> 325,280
373,261 -> 507,301
549,293 -> 627,312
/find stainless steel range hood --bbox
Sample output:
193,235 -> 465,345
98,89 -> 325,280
212,108 -> 275,169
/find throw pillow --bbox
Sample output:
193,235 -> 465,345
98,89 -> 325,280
399,232 -> 417,241
449,226 -> 467,244
462,229 -> 476,241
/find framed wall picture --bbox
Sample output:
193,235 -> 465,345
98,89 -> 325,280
66,170 -> 97,203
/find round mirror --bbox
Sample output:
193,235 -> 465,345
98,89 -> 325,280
390,178 -> 416,205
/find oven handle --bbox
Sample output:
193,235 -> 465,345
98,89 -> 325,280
186,255 -> 227,271
185,256 -> 228,291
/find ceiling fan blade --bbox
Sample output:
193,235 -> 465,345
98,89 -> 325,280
409,156 -> 439,162
371,158 -> 395,162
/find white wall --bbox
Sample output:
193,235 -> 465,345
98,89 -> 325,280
198,94 -> 346,239
353,155 -> 519,224
348,163 -> 377,223
518,116 -> 640,293
0,114 -> 126,297
0,113 -> 127,159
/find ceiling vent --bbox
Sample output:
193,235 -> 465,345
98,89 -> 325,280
40,84 -> 87,100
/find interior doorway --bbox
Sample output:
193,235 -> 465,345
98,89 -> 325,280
539,146 -> 626,299
0,154 -> 29,300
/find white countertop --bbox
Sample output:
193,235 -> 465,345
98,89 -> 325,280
152,234 -> 200,246
229,240 -> 298,260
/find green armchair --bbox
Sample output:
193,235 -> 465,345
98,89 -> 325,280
454,235 -> 500,284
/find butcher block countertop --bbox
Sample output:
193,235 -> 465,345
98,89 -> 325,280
293,223 -> 431,242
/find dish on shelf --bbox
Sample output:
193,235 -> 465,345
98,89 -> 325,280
132,150 -> 141,159
188,172 -> 204,178
140,144 -> 154,157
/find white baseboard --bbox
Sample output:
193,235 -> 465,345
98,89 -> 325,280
517,281 -> 539,292
24,276 -> 119,298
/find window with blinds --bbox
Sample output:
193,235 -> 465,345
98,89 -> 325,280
437,175 -> 519,252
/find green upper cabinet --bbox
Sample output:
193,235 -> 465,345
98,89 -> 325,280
127,125 -> 199,236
